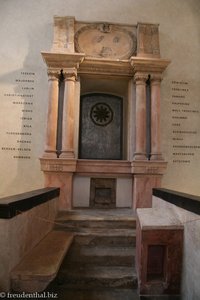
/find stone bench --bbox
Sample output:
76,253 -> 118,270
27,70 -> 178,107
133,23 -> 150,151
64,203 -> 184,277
10,230 -> 74,292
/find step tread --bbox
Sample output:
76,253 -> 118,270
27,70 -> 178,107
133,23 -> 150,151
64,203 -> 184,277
56,209 -> 136,222
61,265 -> 136,279
55,227 -> 136,236
79,246 -> 136,257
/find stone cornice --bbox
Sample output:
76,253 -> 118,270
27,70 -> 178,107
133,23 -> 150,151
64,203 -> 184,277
42,53 -> 170,78
41,52 -> 85,69
78,57 -> 133,77
130,57 -> 170,74
40,158 -> 167,176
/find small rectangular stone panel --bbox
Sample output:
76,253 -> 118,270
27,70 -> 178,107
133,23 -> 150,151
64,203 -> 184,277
90,178 -> 116,209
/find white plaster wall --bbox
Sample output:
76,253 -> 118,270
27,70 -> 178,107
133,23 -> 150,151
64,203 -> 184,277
0,198 -> 58,291
73,176 -> 90,207
153,196 -> 200,300
0,0 -> 200,197
116,177 -> 132,207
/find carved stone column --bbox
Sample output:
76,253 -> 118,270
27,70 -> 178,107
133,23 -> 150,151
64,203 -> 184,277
43,69 -> 59,158
60,68 -> 77,158
134,72 -> 148,160
150,74 -> 163,160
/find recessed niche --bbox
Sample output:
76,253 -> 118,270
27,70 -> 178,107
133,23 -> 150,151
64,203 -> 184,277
90,178 -> 116,208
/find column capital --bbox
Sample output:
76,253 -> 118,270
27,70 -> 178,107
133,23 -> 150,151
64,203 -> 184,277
63,68 -> 77,81
47,68 -> 60,80
134,72 -> 148,84
150,73 -> 163,84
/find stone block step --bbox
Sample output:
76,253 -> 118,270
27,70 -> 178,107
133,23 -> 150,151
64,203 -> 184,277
10,231 -> 74,292
56,265 -> 137,289
55,209 -> 136,230
46,288 -> 140,300
55,219 -> 136,229
65,245 -> 136,266
72,229 -> 136,247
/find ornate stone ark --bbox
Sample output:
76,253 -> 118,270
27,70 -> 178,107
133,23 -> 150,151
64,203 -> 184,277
40,17 -> 170,210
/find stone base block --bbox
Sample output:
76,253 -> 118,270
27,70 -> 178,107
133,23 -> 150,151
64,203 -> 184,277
136,208 -> 183,296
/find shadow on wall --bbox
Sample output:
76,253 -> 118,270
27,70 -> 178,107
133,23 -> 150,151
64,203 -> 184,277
0,22 -> 52,197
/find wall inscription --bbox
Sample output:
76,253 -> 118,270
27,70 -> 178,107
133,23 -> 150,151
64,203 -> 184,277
171,80 -> 199,164
1,71 -> 35,160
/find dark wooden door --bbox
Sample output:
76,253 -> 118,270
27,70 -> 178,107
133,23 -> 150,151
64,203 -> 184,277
79,93 -> 123,159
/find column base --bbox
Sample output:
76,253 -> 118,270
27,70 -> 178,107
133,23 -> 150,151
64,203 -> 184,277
150,153 -> 164,160
133,153 -> 147,160
59,151 -> 75,159
42,151 -> 57,159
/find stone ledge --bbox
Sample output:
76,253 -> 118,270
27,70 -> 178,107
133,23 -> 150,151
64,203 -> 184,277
0,188 -> 60,219
11,230 -> 74,292
153,188 -> 200,216
137,208 -> 183,230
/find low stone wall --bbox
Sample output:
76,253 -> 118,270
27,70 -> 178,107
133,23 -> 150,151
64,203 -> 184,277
0,188 -> 59,291
153,189 -> 200,300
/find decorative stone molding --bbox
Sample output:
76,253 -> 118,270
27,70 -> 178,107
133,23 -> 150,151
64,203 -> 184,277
74,23 -> 136,59
52,16 -> 75,53
131,160 -> 167,175
47,68 -> 60,80
62,68 -> 77,81
134,72 -> 149,83
130,57 -> 170,74
40,158 -> 77,173
137,23 -> 160,58
150,73 -> 163,83
79,57 -> 133,77
41,52 -> 85,69
77,160 -> 131,175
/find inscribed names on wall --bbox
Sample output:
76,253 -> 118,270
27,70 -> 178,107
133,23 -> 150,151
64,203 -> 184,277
170,80 -> 200,165
1,71 -> 35,160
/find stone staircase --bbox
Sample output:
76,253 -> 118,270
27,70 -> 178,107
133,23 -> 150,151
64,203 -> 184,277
46,209 -> 139,300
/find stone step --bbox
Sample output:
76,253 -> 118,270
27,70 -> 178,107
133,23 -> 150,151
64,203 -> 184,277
10,231 -> 74,292
46,288 -> 140,300
55,265 -> 138,289
65,245 -> 136,266
71,229 -> 136,247
55,209 -> 136,230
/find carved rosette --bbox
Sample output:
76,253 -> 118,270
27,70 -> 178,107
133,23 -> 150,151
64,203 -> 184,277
75,23 -> 136,59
